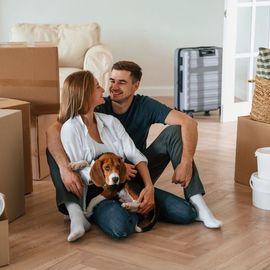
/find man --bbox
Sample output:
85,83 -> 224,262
47,61 -> 222,240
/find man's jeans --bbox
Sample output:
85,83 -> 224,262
46,125 -> 203,239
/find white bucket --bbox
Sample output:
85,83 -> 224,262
255,147 -> 270,180
250,173 -> 270,210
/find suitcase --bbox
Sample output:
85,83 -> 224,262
174,46 -> 222,117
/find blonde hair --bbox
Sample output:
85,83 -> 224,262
58,71 -> 95,124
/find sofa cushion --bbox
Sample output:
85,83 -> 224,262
11,24 -> 59,44
58,24 -> 100,68
11,23 -> 101,68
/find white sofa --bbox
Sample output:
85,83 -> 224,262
10,23 -> 113,94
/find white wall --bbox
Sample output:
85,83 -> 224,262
0,0 -> 224,96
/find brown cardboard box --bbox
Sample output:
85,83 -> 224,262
0,208 -> 9,266
0,109 -> 25,221
0,42 -> 59,115
31,113 -> 58,180
0,98 -> 32,194
235,116 -> 270,186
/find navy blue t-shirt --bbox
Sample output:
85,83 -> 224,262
97,95 -> 172,152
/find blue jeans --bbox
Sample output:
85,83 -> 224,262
91,188 -> 197,239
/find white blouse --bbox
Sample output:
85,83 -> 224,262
60,112 -> 147,185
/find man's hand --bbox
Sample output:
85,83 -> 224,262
59,166 -> 84,198
172,160 -> 193,188
137,185 -> 155,214
125,163 -> 137,180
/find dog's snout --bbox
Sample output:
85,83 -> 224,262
112,176 -> 119,184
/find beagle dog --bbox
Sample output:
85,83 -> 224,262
70,152 -> 157,232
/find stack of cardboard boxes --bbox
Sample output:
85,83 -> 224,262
235,116 -> 270,185
0,43 -> 60,266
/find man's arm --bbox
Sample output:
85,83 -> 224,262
165,109 -> 198,187
136,161 -> 155,215
46,122 -> 83,197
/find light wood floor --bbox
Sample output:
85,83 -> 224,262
6,97 -> 270,270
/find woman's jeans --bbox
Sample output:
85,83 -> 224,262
90,188 -> 197,239
46,125 -> 203,239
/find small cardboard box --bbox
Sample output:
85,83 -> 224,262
0,209 -> 9,266
0,98 -> 32,194
235,116 -> 270,186
0,109 -> 25,221
31,113 -> 58,180
0,42 -> 60,115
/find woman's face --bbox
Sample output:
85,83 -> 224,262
90,78 -> 105,107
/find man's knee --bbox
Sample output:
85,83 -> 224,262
155,188 -> 197,224
163,125 -> 181,137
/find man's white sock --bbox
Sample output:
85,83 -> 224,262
65,202 -> 91,242
190,194 -> 223,229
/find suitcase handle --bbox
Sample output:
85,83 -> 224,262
199,48 -> 216,57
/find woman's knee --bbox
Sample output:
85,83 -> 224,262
93,200 -> 138,239
105,218 -> 135,239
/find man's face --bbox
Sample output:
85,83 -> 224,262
109,69 -> 139,104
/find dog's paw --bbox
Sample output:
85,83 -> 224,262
121,201 -> 140,212
135,225 -> 142,233
69,160 -> 89,171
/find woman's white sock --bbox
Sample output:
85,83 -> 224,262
65,202 -> 91,242
190,194 -> 223,229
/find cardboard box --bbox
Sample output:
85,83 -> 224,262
235,116 -> 270,186
0,208 -> 9,266
31,113 -> 58,180
0,42 -> 60,115
0,98 -> 32,194
0,109 -> 25,221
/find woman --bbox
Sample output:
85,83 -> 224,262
58,70 -> 154,241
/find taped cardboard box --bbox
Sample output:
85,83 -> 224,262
0,98 -> 32,194
0,193 -> 9,266
235,116 -> 270,186
0,109 -> 25,221
0,42 -> 60,115
31,113 -> 58,180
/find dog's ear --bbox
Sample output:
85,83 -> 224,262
90,160 -> 105,187
119,159 -> 127,183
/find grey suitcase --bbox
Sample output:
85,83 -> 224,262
174,46 -> 222,117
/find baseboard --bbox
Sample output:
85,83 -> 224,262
138,86 -> 173,96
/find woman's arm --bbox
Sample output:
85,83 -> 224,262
46,122 -> 83,198
60,119 -> 93,186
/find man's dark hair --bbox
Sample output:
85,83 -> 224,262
112,61 -> 142,82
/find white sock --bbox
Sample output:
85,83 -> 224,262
65,202 -> 91,242
190,194 -> 223,229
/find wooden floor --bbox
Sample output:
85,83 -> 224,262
6,97 -> 270,270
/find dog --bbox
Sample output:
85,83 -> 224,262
69,152 -> 157,232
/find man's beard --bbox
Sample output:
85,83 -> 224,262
110,90 -> 130,104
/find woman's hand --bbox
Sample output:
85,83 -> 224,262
125,163 -> 137,180
137,185 -> 155,214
